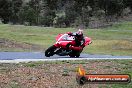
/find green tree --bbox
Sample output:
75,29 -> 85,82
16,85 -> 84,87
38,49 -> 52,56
10,0 -> 22,24
123,0 -> 132,11
98,0 -> 124,16
39,0 -> 56,26
0,0 -> 11,23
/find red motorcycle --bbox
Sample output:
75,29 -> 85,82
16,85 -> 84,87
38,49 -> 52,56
45,33 -> 92,57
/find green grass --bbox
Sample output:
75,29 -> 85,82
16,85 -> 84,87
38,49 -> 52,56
0,21 -> 132,55
105,22 -> 132,30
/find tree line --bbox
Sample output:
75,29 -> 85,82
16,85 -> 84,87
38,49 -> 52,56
0,0 -> 132,27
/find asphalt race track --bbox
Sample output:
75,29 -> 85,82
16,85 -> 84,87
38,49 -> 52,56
0,52 -> 132,63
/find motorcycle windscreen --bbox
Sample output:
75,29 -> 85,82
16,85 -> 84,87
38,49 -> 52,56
56,34 -> 63,41
62,35 -> 75,41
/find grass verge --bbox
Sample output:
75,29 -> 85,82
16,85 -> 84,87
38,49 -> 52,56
0,21 -> 132,55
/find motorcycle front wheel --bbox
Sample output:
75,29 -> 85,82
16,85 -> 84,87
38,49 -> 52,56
45,45 -> 56,57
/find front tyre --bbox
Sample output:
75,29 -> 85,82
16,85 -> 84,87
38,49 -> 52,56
45,45 -> 56,57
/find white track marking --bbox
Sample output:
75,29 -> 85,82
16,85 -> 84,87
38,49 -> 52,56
0,58 -> 131,63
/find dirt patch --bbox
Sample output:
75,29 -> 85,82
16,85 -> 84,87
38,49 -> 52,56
0,60 -> 131,88
0,38 -> 43,51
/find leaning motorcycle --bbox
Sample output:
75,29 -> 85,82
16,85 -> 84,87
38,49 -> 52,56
45,33 -> 92,57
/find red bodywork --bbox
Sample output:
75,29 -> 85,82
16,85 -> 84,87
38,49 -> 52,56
54,33 -> 91,51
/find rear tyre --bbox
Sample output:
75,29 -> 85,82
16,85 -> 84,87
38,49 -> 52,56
45,45 -> 56,57
76,54 -> 80,58
69,54 -> 76,58
69,51 -> 80,58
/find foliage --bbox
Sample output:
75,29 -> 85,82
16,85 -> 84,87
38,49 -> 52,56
0,0 -> 131,27
0,0 -> 11,23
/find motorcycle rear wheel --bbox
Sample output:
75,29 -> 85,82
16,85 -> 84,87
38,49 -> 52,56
69,51 -> 80,58
45,45 -> 56,57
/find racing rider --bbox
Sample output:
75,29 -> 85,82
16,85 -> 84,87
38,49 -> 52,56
67,29 -> 85,51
